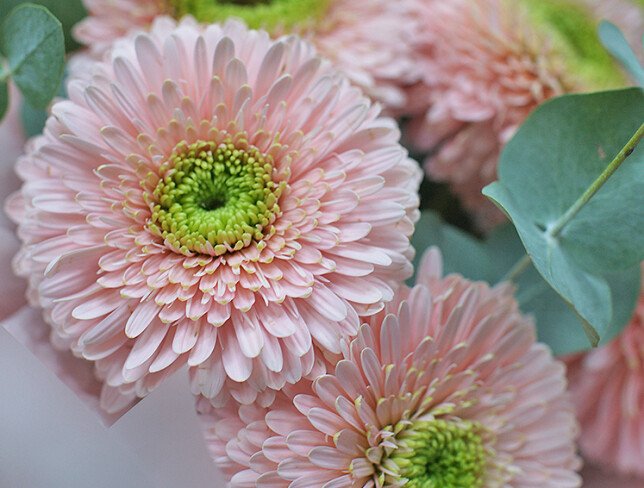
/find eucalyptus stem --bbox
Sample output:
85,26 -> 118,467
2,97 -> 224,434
548,122 -> 644,238
503,254 -> 532,283
501,122 -> 643,285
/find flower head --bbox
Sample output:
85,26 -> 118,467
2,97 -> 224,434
409,0 -> 636,230
75,0 -> 422,110
9,18 -> 420,411
198,248 -> 581,487
566,272 -> 644,478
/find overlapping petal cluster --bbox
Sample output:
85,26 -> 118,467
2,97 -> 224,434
408,0 -> 635,229
9,18 -> 420,412
198,249 -> 581,487
566,273 -> 644,478
75,0 -> 422,110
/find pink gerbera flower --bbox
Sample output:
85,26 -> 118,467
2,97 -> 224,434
197,248 -> 581,487
565,272 -> 644,478
9,18 -> 420,412
409,0 -> 637,230
74,0 -> 422,110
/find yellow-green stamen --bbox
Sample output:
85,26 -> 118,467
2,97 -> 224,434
520,0 -> 627,89
390,419 -> 487,488
147,140 -> 284,256
167,0 -> 331,31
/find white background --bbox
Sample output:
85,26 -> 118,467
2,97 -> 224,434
0,325 -> 224,488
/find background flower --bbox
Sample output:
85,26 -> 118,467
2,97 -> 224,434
408,0 -> 638,230
565,270 -> 644,478
0,84 -> 27,320
198,248 -> 581,487
9,18 -> 420,412
75,0 -> 422,111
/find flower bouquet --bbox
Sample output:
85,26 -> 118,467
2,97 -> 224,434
0,0 -> 642,486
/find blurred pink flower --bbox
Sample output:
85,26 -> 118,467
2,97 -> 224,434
198,248 -> 581,487
0,84 -> 27,319
9,18 -> 420,413
409,0 -> 640,230
75,0 -> 422,111
566,275 -> 644,478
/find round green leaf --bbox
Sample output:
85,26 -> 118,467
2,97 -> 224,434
0,0 -> 87,53
1,3 -> 65,108
483,88 -> 644,344
598,21 -> 644,86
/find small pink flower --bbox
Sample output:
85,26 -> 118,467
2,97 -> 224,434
198,248 -> 581,487
409,0 -> 640,230
75,0 -> 423,111
9,18 -> 420,413
566,273 -> 644,478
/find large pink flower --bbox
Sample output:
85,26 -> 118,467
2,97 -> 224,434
565,273 -> 644,478
75,0 -> 422,111
9,18 -> 421,412
198,248 -> 581,487
409,0 -> 637,230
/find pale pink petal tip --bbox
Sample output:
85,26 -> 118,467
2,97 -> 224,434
11,18 -> 421,413
198,251 -> 582,487
74,0 -> 424,111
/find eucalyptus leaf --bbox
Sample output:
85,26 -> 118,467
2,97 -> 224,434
411,211 -> 641,355
0,77 -> 7,120
483,88 -> 644,344
20,96 -> 47,137
0,0 -> 87,53
598,21 -> 644,86
20,64 -> 67,137
410,212 -> 494,283
0,3 -> 65,108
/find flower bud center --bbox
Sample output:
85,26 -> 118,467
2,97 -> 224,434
520,0 -> 625,89
390,419 -> 487,488
147,140 -> 284,256
167,0 -> 330,30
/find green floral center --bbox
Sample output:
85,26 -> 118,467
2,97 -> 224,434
167,0 -> 331,30
520,0 -> 626,89
147,140 -> 284,256
390,420 -> 487,488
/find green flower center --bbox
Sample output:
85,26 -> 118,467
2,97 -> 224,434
167,0 -> 331,30
147,140 -> 284,256
390,420 -> 487,488
520,0 -> 626,89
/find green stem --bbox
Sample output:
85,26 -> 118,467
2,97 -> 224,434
548,122 -> 644,238
503,254 -> 532,283
501,122 -> 643,284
